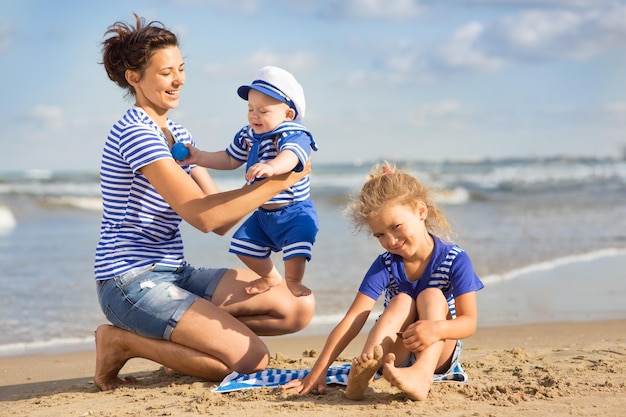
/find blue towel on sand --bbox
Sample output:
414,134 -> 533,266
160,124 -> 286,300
212,362 -> 467,393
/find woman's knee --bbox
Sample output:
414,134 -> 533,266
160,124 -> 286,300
236,342 -> 270,374
285,293 -> 316,332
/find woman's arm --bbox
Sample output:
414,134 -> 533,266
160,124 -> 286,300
189,165 -> 220,195
188,165 -> 237,235
282,292 -> 376,394
142,158 -> 309,233
245,149 -> 299,181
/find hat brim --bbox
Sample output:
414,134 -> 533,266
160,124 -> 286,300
237,85 -> 289,105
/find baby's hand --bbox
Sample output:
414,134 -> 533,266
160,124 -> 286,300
175,144 -> 200,165
245,163 -> 276,182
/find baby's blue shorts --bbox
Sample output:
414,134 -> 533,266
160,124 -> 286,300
229,199 -> 319,261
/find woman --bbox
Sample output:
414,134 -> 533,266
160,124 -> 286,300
94,14 -> 315,391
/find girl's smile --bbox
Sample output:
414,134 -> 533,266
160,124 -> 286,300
368,201 -> 431,261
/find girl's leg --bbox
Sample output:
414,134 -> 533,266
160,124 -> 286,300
284,256 -> 310,297
346,294 -> 415,400
382,288 -> 456,400
95,295 -> 271,391
236,255 -> 283,295
211,268 -> 316,336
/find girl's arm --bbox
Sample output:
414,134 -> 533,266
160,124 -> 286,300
142,158 -> 309,233
438,291 -> 478,340
282,292 -> 377,395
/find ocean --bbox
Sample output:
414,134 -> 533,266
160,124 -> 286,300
1,157 -> 625,357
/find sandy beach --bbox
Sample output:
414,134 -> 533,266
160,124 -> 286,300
1,319 -> 625,417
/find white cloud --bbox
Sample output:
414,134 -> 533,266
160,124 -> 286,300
347,3 -> 626,83
29,105 -> 65,130
310,0 -> 424,20
408,100 -> 465,127
605,101 -> 626,115
168,0 -> 259,13
201,49 -> 318,77
490,5 -> 626,60
341,0 -> 424,20
458,0 -> 619,8
437,22 -> 508,71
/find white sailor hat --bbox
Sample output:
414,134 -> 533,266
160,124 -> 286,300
237,66 -> 306,121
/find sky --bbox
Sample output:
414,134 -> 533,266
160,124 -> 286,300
1,0 -> 625,171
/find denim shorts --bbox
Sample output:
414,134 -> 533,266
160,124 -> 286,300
96,263 -> 227,340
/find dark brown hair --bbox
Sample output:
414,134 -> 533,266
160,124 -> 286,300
101,13 -> 179,96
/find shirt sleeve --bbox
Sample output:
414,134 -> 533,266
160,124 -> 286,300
277,131 -> 314,172
449,251 -> 484,297
118,125 -> 171,173
226,126 -> 250,162
358,255 -> 391,301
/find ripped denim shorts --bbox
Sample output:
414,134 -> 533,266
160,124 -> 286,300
96,263 -> 227,340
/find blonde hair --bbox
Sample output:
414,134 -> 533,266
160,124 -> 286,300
345,162 -> 451,238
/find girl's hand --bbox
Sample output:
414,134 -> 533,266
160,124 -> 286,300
281,372 -> 327,395
401,320 -> 441,352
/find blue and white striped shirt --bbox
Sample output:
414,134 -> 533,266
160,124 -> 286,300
358,235 -> 484,317
226,121 -> 317,204
94,107 -> 195,281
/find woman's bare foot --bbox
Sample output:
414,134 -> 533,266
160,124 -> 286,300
382,352 -> 432,401
245,275 -> 282,295
94,324 -> 131,391
286,280 -> 312,297
345,345 -> 383,400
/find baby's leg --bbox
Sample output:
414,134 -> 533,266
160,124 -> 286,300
345,345 -> 384,400
284,256 -> 310,297
238,255 -> 283,295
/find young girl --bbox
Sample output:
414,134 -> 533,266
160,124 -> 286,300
283,162 -> 483,401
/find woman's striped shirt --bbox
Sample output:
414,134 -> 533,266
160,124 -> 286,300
94,107 -> 195,281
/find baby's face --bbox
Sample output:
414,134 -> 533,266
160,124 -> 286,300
246,89 -> 294,134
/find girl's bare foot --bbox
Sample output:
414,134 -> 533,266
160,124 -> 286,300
345,345 -> 383,400
245,275 -> 282,295
382,352 -> 432,401
94,324 -> 131,391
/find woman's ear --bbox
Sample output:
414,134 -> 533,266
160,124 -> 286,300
125,69 -> 139,85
